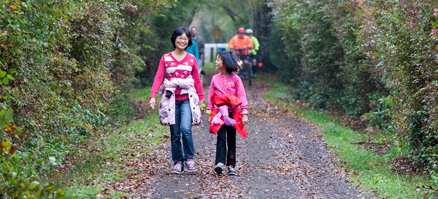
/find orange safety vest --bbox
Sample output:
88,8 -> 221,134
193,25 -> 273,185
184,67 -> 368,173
228,35 -> 253,56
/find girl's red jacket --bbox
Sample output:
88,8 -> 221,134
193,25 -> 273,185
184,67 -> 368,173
209,94 -> 247,140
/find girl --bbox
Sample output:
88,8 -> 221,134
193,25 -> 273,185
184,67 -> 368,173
149,27 -> 205,174
207,50 -> 249,175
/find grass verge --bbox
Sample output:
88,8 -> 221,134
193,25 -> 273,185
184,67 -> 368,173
259,77 -> 434,198
61,88 -> 167,198
202,61 -> 216,70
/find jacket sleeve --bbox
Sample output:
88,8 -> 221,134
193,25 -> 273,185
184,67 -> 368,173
248,36 -> 254,50
254,37 -> 260,51
234,75 -> 248,114
194,42 -> 199,63
207,76 -> 215,111
191,59 -> 204,101
150,55 -> 166,98
198,37 -> 205,53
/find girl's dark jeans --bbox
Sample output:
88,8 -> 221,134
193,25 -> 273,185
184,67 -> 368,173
215,113 -> 237,167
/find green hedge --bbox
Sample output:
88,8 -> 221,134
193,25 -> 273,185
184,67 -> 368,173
271,0 -> 383,116
271,0 -> 438,182
358,0 -> 438,180
0,0 -> 197,197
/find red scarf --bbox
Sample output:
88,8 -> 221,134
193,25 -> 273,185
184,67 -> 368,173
209,94 -> 247,139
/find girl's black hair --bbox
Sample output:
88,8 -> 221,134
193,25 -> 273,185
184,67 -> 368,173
218,50 -> 242,73
170,27 -> 192,50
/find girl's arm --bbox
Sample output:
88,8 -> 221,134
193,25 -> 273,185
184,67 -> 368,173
191,59 -> 204,101
235,75 -> 248,114
207,76 -> 215,112
150,56 -> 166,98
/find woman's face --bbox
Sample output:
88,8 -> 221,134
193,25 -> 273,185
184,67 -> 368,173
215,55 -> 225,71
175,32 -> 189,50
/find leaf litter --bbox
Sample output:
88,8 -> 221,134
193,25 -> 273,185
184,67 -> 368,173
102,72 -> 368,198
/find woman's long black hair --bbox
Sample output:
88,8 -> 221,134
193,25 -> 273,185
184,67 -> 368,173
218,50 -> 242,73
170,27 -> 192,50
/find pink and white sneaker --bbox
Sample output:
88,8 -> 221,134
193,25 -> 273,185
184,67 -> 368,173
185,159 -> 197,172
171,161 -> 184,174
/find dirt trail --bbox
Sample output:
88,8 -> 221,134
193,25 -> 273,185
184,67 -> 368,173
106,71 -> 366,198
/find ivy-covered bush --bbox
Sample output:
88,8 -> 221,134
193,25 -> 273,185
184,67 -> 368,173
358,0 -> 438,176
271,0 -> 438,180
271,0 -> 382,115
0,0 -> 194,196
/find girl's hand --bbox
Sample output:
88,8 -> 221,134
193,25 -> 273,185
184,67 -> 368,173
149,98 -> 156,109
208,115 -> 211,123
200,100 -> 205,114
242,114 -> 249,126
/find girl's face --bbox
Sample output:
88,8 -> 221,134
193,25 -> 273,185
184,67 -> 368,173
215,55 -> 226,72
175,32 -> 189,50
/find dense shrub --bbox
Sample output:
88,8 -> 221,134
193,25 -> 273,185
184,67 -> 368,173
271,0 -> 382,115
270,16 -> 301,85
357,0 -> 438,177
1,0 -> 128,142
271,0 -> 438,180
0,0 -> 199,196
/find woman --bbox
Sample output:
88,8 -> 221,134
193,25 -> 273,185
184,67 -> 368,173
149,27 -> 205,174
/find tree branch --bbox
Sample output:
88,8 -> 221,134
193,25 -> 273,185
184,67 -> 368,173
222,6 -> 239,22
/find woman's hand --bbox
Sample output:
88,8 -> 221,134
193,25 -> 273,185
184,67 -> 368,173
200,100 -> 205,114
242,114 -> 249,126
149,98 -> 156,110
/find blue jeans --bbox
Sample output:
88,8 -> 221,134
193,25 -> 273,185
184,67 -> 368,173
170,99 -> 194,164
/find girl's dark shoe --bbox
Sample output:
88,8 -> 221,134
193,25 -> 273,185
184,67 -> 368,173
214,163 -> 225,175
228,165 -> 237,176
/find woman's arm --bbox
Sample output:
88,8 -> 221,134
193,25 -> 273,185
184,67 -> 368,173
191,60 -> 204,101
150,56 -> 166,99
149,56 -> 166,109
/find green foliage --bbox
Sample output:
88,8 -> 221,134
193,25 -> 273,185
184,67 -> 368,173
269,22 -> 301,84
1,120 -> 68,198
362,92 -> 393,130
0,70 -> 13,127
357,0 -> 438,178
2,0 -> 116,141
271,0 -> 438,184
64,93 -> 166,197
201,61 -> 216,71
0,0 -> 199,196
1,152 -> 69,198
272,0 -> 382,115
134,0 -> 201,85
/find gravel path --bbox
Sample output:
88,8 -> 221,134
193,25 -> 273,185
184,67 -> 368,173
106,71 -> 366,198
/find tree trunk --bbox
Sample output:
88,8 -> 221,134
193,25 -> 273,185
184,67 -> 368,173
252,2 -> 276,73
183,9 -> 198,28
